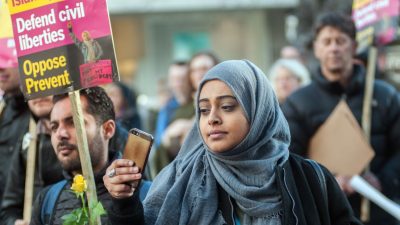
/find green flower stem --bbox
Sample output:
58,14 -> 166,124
80,194 -> 89,218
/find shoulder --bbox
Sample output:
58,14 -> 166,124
285,154 -> 339,204
283,155 -> 362,224
374,79 -> 398,97
373,79 -> 400,110
282,83 -> 318,114
286,153 -> 313,169
30,184 -> 53,220
287,84 -> 318,103
286,154 -> 332,179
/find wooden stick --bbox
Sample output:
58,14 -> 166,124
23,117 -> 37,222
69,91 -> 101,225
360,46 -> 377,222
0,99 -> 5,117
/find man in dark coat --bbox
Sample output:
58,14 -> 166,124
0,94 -> 137,225
282,12 -> 400,225
0,96 -> 63,225
0,47 -> 30,207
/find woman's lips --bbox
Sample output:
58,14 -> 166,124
209,130 -> 227,139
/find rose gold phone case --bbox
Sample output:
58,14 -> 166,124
123,128 -> 153,173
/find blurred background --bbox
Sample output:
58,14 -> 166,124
105,0 -> 400,133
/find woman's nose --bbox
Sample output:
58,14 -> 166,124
208,111 -> 222,125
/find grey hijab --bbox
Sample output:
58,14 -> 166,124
144,60 -> 290,225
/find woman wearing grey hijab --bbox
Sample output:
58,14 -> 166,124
104,60 -> 361,225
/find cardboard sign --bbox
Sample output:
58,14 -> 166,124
352,0 -> 400,53
8,0 -> 119,99
309,100 -> 375,176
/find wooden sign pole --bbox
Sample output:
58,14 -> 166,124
22,117 -> 37,222
360,46 -> 377,222
0,99 -> 5,117
69,91 -> 101,225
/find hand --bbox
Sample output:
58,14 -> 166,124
103,159 -> 142,199
362,171 -> 382,192
335,175 -> 355,195
14,219 -> 29,225
67,21 -> 72,29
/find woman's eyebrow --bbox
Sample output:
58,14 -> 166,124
216,95 -> 236,101
199,95 -> 236,103
198,98 -> 209,103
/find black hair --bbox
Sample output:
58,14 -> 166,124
114,82 -> 137,110
313,12 -> 356,41
53,86 -> 115,125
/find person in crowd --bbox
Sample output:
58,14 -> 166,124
188,51 -> 219,91
280,45 -> 303,62
269,58 -> 311,104
105,82 -> 142,131
1,91 -> 144,225
0,96 -> 64,225
150,62 -> 195,177
281,12 -> 400,225
153,62 -> 193,147
67,22 -> 103,64
144,79 -> 172,135
0,43 -> 30,207
104,59 -> 362,225
29,87 -> 143,225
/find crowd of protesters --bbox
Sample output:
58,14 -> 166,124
0,11 -> 399,225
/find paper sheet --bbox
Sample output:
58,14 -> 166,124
350,175 -> 400,221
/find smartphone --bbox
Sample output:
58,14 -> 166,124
123,128 -> 154,175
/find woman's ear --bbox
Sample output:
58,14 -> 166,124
102,120 -> 116,140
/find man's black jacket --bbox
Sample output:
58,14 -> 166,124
0,132 -> 63,225
0,119 -> 131,224
0,94 -> 30,205
29,150 -> 144,225
282,64 -> 400,225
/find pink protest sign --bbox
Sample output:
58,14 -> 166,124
79,59 -> 113,88
0,0 -> 17,68
8,0 -> 119,99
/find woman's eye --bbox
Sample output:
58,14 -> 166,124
222,105 -> 235,111
199,108 -> 210,114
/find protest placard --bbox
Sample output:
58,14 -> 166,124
8,0 -> 119,99
0,0 -> 17,68
8,1 -> 119,224
309,100 -> 375,176
353,0 -> 400,53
